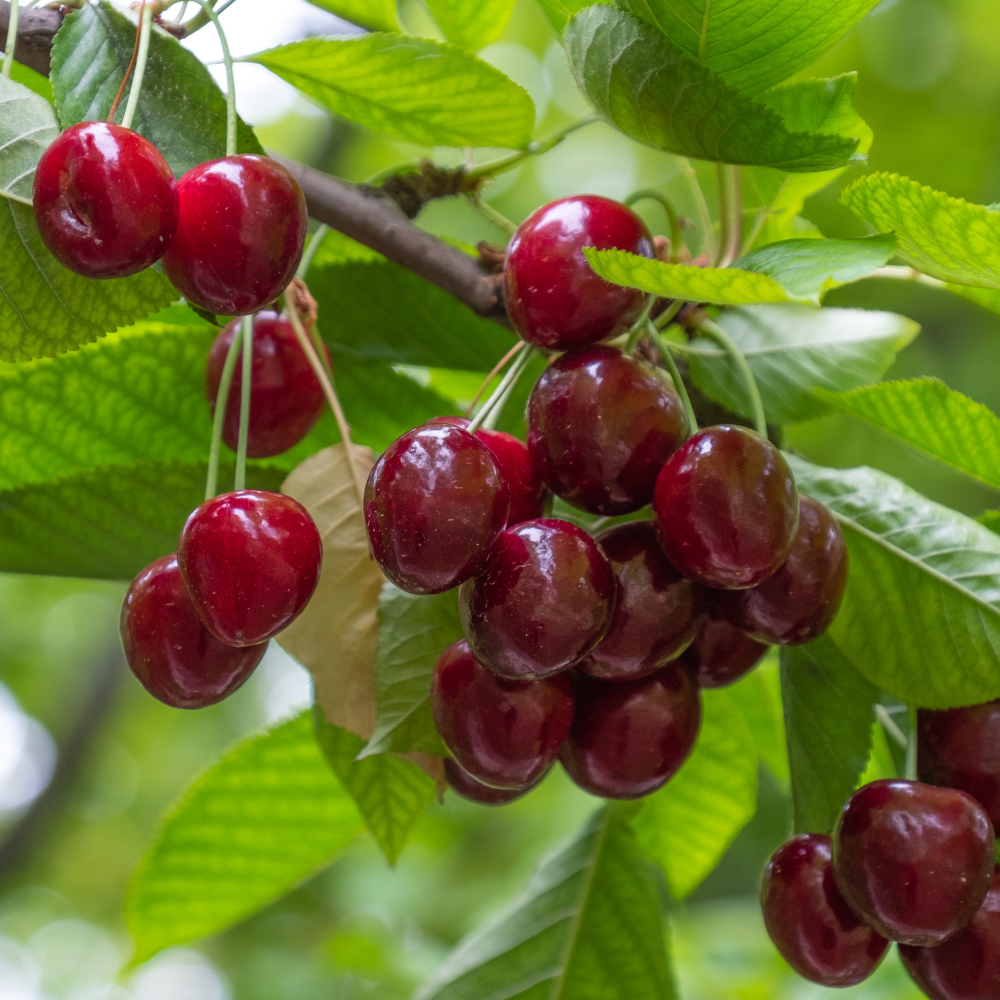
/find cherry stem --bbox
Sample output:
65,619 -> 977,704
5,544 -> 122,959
233,314 -> 253,492
905,704 -> 918,781
192,0 -> 236,155
722,166 -> 743,266
647,323 -> 698,434
468,346 -> 535,434
465,340 -> 525,417
653,297 -> 684,330
875,704 -> 908,752
296,223 -> 329,281
676,157 -> 715,261
470,195 -> 517,236
2,0 -> 18,79
624,295 -> 656,353
624,190 -> 683,263
205,322 -> 243,501
695,316 -> 767,437
464,115 -> 599,183
120,2 -> 154,131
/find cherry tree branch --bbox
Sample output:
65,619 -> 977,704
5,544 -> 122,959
0,1 -> 61,76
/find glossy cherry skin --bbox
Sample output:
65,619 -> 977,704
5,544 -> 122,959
33,121 -> 178,278
459,518 -> 616,679
163,154 -> 307,315
444,758 -> 540,805
579,522 -> 700,681
178,489 -> 323,646
527,346 -> 688,515
919,700 -> 1000,832
714,495 -> 848,645
832,779 -> 996,946
559,665 -> 701,799
431,639 -> 574,788
900,867 -> 1000,1000
653,425 -> 799,589
681,614 -> 769,688
120,555 -> 267,708
206,311 -> 332,458
365,423 -> 509,594
504,195 -> 654,351
761,834 -> 888,987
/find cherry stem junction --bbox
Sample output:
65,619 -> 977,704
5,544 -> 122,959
234,314 -> 253,492
647,322 -> 698,435
2,0 -> 18,79
205,322 -> 243,501
120,2 -> 154,131
624,189 -> 683,263
468,345 -> 535,434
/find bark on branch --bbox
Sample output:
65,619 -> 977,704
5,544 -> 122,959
0,1 -> 61,76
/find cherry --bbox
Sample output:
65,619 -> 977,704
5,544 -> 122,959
163,154 -> 307,316
504,195 -> 654,351
900,866 -> 1000,1000
714,495 -> 848,645
526,345 -> 688,515
444,758 -> 539,805
33,121 -> 178,279
919,699 -> 1000,831
206,311 -> 331,458
653,424 -> 799,590
178,489 -> 322,646
559,664 -> 701,799
431,639 -> 574,788
120,555 -> 267,709
760,834 -> 889,987
832,779 -> 995,946
459,518 -> 616,679
579,522 -> 700,681
681,614 -> 769,688
364,423 -> 509,594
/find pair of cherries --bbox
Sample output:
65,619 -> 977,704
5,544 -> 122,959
33,121 -> 307,314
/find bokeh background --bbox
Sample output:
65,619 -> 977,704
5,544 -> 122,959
2,0 -> 998,996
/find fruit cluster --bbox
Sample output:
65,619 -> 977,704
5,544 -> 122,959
364,195 -> 849,806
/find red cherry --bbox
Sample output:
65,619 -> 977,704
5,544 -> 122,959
364,423 -> 510,594
653,425 -> 799,589
900,867 -> 1000,1000
559,664 -> 701,799
33,121 -> 178,279
714,495 -> 848,645
526,345 -> 688,515
681,614 -> 769,688
431,639 -> 574,788
120,555 -> 267,708
178,489 -> 322,646
832,779 -> 996,946
459,518 -> 616,679
579,521 -> 700,681
761,834 -> 889,987
504,195 -> 654,351
444,758 -> 539,805
206,311 -> 331,458
163,154 -> 307,315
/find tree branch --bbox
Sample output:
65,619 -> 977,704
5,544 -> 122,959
0,1 -> 61,77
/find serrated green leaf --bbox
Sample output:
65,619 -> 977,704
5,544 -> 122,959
0,76 -> 59,203
305,0 -> 400,31
726,654 -> 788,787
842,173 -> 1000,290
424,0 -> 516,49
781,637 -> 877,835
565,6 -> 858,171
536,0 -> 599,33
633,690 -> 757,900
415,805 -> 676,1000
127,712 -> 363,964
787,454 -> 1000,709
245,35 -> 535,149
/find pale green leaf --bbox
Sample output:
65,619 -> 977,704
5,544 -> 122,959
537,0 -> 599,33
305,0 -> 400,31
982,510 -> 1000,536
726,653 -> 788,787
424,0 -> 516,48
945,283 -> 1000,317
0,76 -> 58,203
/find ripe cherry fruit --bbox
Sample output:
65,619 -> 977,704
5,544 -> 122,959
33,121 -> 178,279
120,555 -> 267,709
681,613 -> 769,688
178,489 -> 323,646
444,758 -> 539,806
527,345 -> 688,515
504,195 -> 654,351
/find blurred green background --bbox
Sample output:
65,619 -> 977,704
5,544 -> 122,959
1,0 -> 997,996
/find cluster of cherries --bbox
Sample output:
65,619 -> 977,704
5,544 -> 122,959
763,702 -> 1000,999
364,194 -> 849,805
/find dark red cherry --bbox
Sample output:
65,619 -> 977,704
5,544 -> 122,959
459,518 -> 616,679
365,423 -> 509,594
579,522 -> 700,681
444,758 -> 539,805
681,613 -> 769,688
33,121 -> 178,279
206,311 -> 331,458
559,664 -> 701,799
714,495 -> 847,645
653,425 -> 799,589
527,345 -> 688,516
120,555 -> 267,708
163,154 -> 307,315
431,639 -> 574,789
919,700 -> 1000,832
761,834 -> 888,987
504,195 -> 654,351
900,867 -> 1000,1000
178,489 -> 322,646
832,779 -> 995,946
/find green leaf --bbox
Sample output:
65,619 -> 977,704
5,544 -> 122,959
127,712 -> 364,963
787,454 -> 1000,709
0,76 -> 59,203
982,510 -> 1000,536
415,805 -> 676,1000
305,0 -> 400,31
816,378 -> 1000,492
10,61 -> 53,102
245,35 -> 535,149
424,0 -> 516,49
619,0 -> 880,94
633,690 -> 757,900
726,654 -> 789,787
565,6 -> 858,171
537,0 -> 598,33
841,173 -> 1000,290
781,637 -> 877,835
